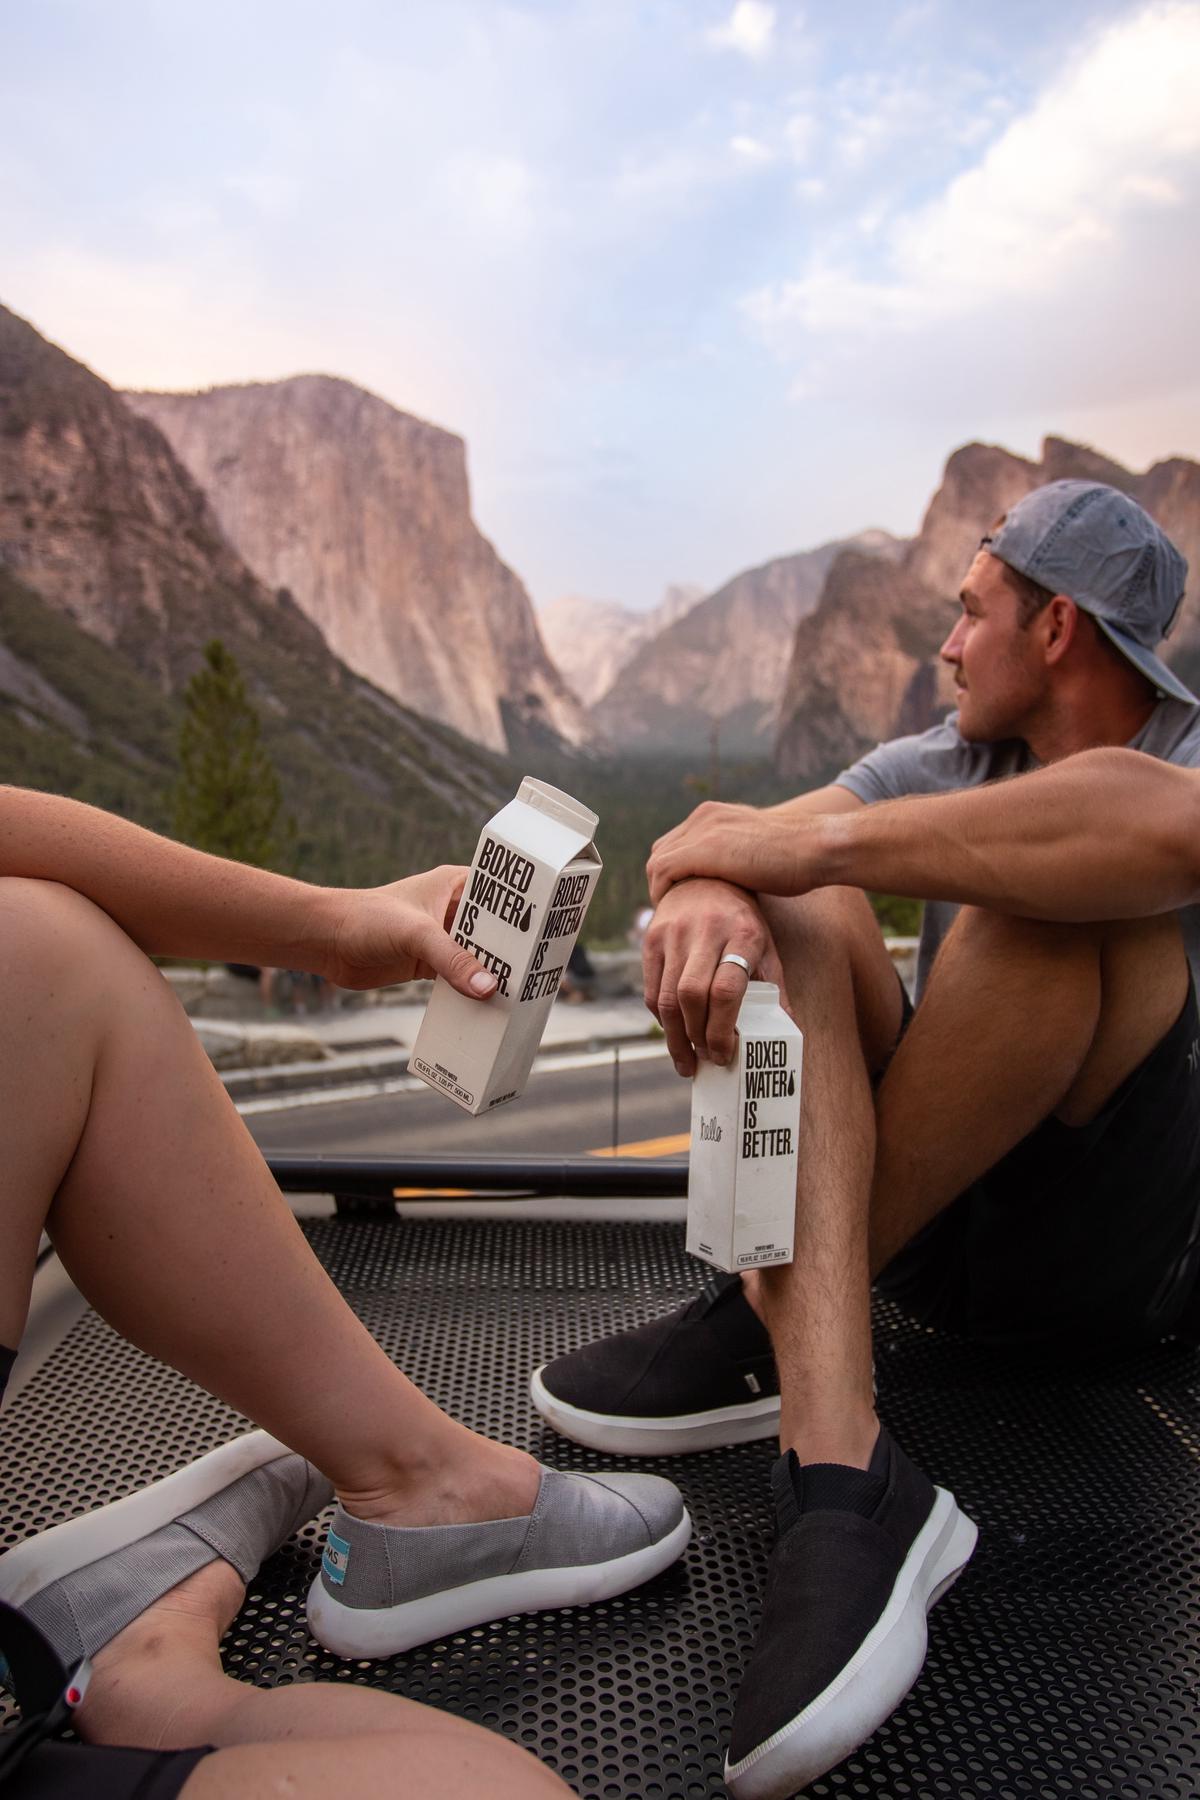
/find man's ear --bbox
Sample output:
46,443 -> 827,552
1041,595 -> 1078,665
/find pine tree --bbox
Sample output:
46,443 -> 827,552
173,640 -> 286,868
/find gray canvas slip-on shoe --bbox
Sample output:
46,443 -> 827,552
307,1464 -> 692,1657
0,1432 -> 332,1670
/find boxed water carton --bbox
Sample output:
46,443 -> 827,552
410,778 -> 602,1115
687,981 -> 803,1273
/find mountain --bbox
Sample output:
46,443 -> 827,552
124,376 -> 587,756
0,303 -> 509,882
775,437 -> 1200,784
538,583 -> 704,706
590,531 -> 904,756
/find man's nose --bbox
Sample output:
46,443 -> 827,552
939,618 -> 964,664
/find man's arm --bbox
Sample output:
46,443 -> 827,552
648,750 -> 1200,923
643,785 -> 863,1073
0,786 -> 497,996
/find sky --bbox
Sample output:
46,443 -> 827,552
3,0 -> 1199,610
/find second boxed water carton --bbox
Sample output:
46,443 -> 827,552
410,778 -> 602,1115
687,982 -> 803,1273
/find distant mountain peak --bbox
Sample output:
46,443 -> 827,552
124,375 -> 584,755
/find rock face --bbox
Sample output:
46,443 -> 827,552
0,306 -> 277,686
124,376 -> 586,755
775,438 -> 1200,784
0,302 -> 509,884
592,532 -> 903,756
539,583 -> 704,707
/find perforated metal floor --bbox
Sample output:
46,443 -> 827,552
2,1217 -> 1199,1798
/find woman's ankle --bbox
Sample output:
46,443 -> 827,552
78,1560 -> 245,1746
338,1434 -> 541,1529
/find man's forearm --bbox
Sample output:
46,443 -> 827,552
819,749 -> 1200,922
0,787 -> 334,967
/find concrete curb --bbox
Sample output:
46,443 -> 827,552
220,1026 -> 662,1099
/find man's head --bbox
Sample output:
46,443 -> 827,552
940,480 -> 1192,744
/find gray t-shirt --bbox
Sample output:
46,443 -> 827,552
836,699 -> 1200,1001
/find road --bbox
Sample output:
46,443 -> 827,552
245,1046 -> 691,1160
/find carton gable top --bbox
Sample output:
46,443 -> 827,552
489,781 -> 600,871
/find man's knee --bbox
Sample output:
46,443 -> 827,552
942,904 -> 1101,967
760,885 -> 879,964
761,887 -> 902,1069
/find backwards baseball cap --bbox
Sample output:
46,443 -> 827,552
984,479 -> 1194,705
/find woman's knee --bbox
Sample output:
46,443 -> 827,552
0,878 -> 154,1030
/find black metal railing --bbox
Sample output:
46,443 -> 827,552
267,1153 -> 688,1215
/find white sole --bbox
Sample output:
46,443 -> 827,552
306,1507 -> 693,1657
725,1487 -> 977,1799
0,1430 -> 290,1610
530,1366 -> 780,1456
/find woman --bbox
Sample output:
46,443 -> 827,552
0,785 -> 687,1799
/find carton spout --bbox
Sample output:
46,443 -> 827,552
516,778 -> 599,841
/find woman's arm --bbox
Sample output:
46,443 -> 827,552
0,786 -> 497,996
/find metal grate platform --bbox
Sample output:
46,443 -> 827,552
3,1216 -> 1199,1798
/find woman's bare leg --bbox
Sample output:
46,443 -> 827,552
0,876 -> 538,1526
79,1562 -> 572,1797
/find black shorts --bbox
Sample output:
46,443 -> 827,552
1,1348 -> 215,1800
876,978 -> 1200,1353
1,1742 -> 212,1800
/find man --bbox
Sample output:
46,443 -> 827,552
531,481 -> 1200,1797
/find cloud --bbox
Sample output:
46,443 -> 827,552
730,133 -> 774,163
783,111 -> 815,162
705,1 -> 776,60
743,1 -> 1200,416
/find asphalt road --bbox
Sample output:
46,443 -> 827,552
245,1047 -> 691,1159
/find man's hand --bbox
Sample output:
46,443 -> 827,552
643,878 -> 780,1076
648,801 -> 823,905
318,866 -> 498,998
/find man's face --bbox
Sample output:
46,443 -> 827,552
939,551 -> 1047,742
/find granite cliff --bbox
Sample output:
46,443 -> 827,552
538,583 -> 704,707
0,303 -> 509,881
591,532 -> 903,756
775,437 -> 1200,784
125,377 -> 586,756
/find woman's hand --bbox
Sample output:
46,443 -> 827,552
317,865 -> 498,997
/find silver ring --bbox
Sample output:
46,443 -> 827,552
719,952 -> 752,975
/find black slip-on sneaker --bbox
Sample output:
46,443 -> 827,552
725,1429 -> 977,1798
530,1274 -> 779,1455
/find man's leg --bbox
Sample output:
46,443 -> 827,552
746,887 -> 904,1466
531,885 -> 903,1457
868,905 -> 1188,1279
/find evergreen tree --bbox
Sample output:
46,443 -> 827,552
173,639 -> 286,868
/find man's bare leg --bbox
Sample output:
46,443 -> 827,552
744,887 -> 903,1468
0,876 -> 537,1527
868,906 -> 1188,1274
73,1562 -> 571,1799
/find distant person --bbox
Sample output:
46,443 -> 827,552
531,483 -> 1200,1796
0,792 -> 689,1798
558,938 -> 596,1002
628,903 -> 654,949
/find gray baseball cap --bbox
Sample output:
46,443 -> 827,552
984,479 -> 1194,704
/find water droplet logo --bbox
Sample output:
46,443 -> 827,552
519,904 -> 534,934
786,1070 -> 795,1097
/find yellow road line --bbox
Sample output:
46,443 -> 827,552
393,1187 -> 472,1198
588,1133 -> 690,1159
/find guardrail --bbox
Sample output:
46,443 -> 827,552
267,1153 -> 689,1214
